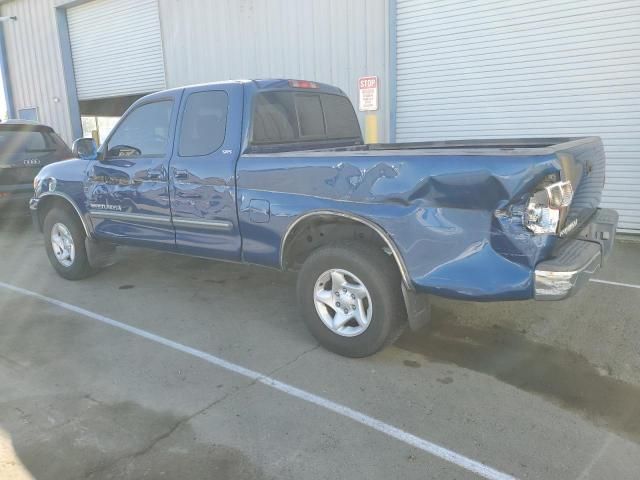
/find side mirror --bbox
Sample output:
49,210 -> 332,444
72,138 -> 98,160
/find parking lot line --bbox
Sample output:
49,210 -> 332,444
590,278 -> 640,290
0,280 -> 517,480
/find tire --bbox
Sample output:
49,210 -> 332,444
296,242 -> 406,357
43,207 -> 95,280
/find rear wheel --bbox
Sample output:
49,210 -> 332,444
297,242 -> 406,357
43,208 -> 94,280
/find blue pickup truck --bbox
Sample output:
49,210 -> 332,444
31,79 -> 618,357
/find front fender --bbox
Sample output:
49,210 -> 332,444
32,158 -> 93,236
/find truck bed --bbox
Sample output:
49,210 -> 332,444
251,136 -> 598,158
371,137 -> 589,152
301,137 -> 597,156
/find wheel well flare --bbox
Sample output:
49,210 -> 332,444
36,194 -> 91,237
280,211 -> 411,288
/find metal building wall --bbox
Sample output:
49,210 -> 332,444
394,0 -> 640,232
158,0 -> 390,141
1,0 -> 73,142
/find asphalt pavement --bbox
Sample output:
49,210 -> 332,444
1,217 -> 639,480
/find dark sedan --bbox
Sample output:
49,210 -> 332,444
0,120 -> 72,217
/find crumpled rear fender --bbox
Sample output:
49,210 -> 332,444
238,151 -> 562,300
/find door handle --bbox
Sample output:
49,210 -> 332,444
174,169 -> 189,180
177,190 -> 202,198
144,169 -> 164,180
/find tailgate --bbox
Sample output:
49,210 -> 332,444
553,137 -> 606,232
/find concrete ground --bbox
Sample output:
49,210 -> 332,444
1,217 -> 639,479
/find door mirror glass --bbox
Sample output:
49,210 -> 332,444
72,138 -> 98,160
106,144 -> 142,158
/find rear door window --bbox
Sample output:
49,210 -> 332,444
178,91 -> 229,157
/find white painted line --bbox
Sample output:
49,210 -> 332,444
0,281 -> 517,480
576,433 -> 615,480
590,278 -> 640,290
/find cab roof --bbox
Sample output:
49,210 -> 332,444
247,79 -> 345,95
157,79 -> 346,97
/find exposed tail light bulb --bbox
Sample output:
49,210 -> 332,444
525,180 -> 573,235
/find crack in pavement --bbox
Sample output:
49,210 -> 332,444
83,387 -> 239,479
262,343 -> 321,379
82,345 -> 319,479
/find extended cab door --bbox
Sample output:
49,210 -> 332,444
87,90 -> 181,247
168,84 -> 243,261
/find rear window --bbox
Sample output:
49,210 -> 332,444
0,129 -> 63,165
323,94 -> 362,139
296,94 -> 325,137
251,91 -> 361,145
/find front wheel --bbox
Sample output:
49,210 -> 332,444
296,242 -> 406,357
43,208 -> 95,280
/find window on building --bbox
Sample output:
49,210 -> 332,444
178,91 -> 228,157
106,101 -> 173,158
18,108 -> 38,122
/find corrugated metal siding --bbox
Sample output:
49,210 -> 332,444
1,0 -> 73,142
396,0 -> 640,232
158,0 -> 389,141
67,0 -> 166,100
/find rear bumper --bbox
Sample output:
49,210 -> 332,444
534,208 -> 618,300
0,188 -> 32,216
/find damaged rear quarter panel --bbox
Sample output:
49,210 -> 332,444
237,149 -> 561,300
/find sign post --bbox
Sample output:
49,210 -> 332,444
358,76 -> 379,144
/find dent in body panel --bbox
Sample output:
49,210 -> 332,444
171,171 -> 242,260
237,151 -> 561,300
33,158 -> 95,235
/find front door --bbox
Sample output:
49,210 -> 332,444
169,85 -> 243,261
87,91 -> 181,248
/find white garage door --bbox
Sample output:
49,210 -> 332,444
396,0 -> 640,232
67,0 -> 166,101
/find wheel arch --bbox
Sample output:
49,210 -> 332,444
36,192 -> 92,237
280,210 -> 412,289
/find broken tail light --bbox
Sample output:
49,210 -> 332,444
525,180 -> 573,235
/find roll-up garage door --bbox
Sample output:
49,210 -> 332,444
396,0 -> 640,232
67,0 -> 166,101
